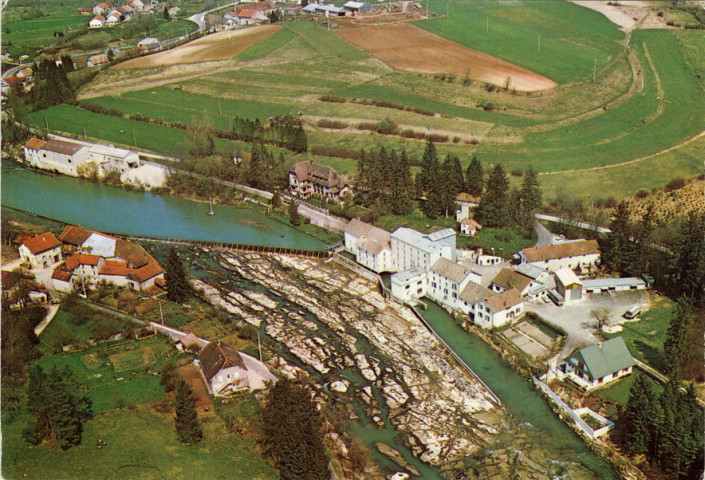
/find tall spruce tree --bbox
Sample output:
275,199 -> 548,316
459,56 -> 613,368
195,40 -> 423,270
465,156 -> 484,196
165,248 -> 189,303
390,149 -> 415,215
603,201 -> 633,274
446,153 -> 465,196
663,295 -> 694,378
174,380 -> 203,445
620,373 -> 659,455
629,205 -> 655,276
519,166 -> 541,226
475,164 -> 509,227
415,141 -> 438,196
24,366 -> 90,449
262,379 -> 330,480
671,211 -> 705,301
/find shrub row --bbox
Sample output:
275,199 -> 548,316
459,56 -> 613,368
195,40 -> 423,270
318,95 -> 434,116
316,118 -> 348,129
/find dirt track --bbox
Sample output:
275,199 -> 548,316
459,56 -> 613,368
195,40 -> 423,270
116,25 -> 282,69
337,24 -> 557,92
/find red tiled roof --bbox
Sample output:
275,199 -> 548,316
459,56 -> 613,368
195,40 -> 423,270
99,260 -> 128,276
59,225 -> 97,246
51,268 -> 73,282
92,14 -> 106,21
21,232 -> 60,255
127,261 -> 163,283
4,77 -> 25,86
25,137 -> 47,150
64,254 -> 101,271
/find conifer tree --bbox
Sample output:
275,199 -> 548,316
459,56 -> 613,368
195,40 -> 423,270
446,153 -> 465,195
629,205 -> 654,276
262,379 -> 330,480
271,190 -> 282,209
165,248 -> 190,303
465,156 -> 484,196
475,164 -> 509,227
671,211 -> 705,301
288,199 -> 301,226
519,166 -> 541,222
664,295 -> 694,378
390,149 -> 415,216
415,141 -> 438,195
603,201 -> 633,274
620,373 -> 658,455
174,380 -> 203,445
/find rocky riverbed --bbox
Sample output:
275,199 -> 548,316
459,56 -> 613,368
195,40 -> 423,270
190,249 -> 601,479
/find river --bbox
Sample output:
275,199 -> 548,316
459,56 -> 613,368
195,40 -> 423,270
416,302 -> 617,479
1,165 -> 324,250
2,165 -> 616,478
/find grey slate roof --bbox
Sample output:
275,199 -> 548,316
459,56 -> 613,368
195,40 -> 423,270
431,258 -> 469,283
571,337 -> 635,380
582,277 -> 646,289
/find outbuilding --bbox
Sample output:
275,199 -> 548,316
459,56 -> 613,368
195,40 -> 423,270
555,268 -> 582,303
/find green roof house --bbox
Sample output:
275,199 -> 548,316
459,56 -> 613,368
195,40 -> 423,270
559,337 -> 635,391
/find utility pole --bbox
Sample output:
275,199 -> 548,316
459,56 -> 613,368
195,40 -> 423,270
159,300 -> 164,325
83,126 -> 87,139
593,58 -> 597,83
257,331 -> 262,362
486,16 -> 488,34
133,130 -> 137,147
218,101 -> 222,115
537,34 -> 540,55
45,116 -> 49,129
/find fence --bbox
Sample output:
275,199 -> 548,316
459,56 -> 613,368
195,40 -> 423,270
533,377 -> 598,440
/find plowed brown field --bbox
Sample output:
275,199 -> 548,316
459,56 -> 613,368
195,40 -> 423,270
337,24 -> 556,91
116,25 -> 281,69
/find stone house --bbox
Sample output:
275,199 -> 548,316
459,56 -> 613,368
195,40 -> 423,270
472,288 -> 524,329
198,341 -> 277,396
19,232 -> 62,268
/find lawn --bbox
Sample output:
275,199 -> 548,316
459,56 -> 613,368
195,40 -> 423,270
39,303 -> 126,353
2,9 -> 87,57
154,19 -> 199,41
34,335 -> 187,413
594,373 -> 664,405
458,227 -> 537,258
1,400 -> 277,480
416,0 -> 622,84
605,294 -> 673,373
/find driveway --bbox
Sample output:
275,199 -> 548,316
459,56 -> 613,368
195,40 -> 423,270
533,221 -> 555,247
526,290 -> 650,357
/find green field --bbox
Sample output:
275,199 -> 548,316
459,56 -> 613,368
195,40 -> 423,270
594,373 -> 664,405
2,9 -> 87,58
2,400 -> 277,480
29,3 -> 705,202
417,0 -> 623,83
35,335 -> 183,413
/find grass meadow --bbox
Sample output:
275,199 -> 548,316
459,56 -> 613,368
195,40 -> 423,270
2,9 -> 87,58
30,6 -> 705,202
416,0 -> 623,83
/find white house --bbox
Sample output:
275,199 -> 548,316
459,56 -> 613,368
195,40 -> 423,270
459,218 -> 482,236
93,2 -> 111,15
105,12 -> 120,26
236,8 -> 268,24
473,288 -> 524,329
19,232 -> 62,268
558,337 -> 635,391
427,257 -> 481,310
343,219 -> 393,273
458,282 -> 493,315
98,260 -> 130,287
198,341 -> 277,396
51,269 -> 74,293
390,267 -> 427,305
23,138 -> 91,177
391,227 -> 455,272
519,240 -> 600,273
90,15 -> 106,28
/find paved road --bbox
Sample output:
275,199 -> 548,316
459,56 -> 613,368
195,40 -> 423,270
188,1 -> 240,30
533,220 -> 555,247
535,213 -> 611,234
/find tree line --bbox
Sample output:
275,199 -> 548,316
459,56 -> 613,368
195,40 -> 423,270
231,115 -> 308,154
355,146 -> 415,218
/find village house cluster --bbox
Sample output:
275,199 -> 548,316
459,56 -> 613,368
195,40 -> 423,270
84,0 -> 172,29
23,137 -> 141,178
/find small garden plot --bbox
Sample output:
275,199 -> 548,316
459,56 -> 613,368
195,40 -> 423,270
109,346 -> 157,374
176,363 -> 213,417
81,352 -> 103,370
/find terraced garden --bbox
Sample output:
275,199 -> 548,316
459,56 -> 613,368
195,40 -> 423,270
28,1 -> 705,201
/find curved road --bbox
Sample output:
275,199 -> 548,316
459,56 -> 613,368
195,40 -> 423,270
188,1 -> 240,30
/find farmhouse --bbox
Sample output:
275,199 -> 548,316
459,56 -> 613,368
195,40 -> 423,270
19,233 -> 63,268
198,341 -> 277,396
519,239 -> 600,273
105,12 -> 121,26
473,288 -> 524,329
80,7 -> 94,14
89,13 -> 106,27
88,54 -> 110,67
288,161 -> 350,203
93,2 -> 112,15
236,8 -> 268,24
558,337 -> 635,391
391,227 -> 456,272
459,218 -> 482,236
54,225 -> 163,292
